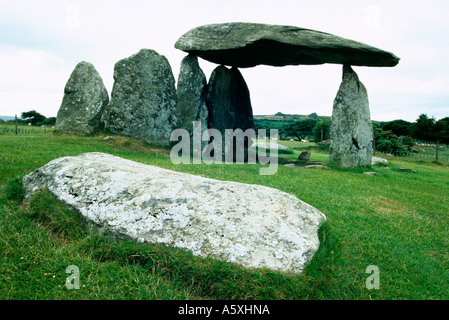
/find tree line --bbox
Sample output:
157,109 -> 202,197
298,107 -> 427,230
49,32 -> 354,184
373,114 -> 449,155
4,110 -> 56,126
256,114 -> 449,156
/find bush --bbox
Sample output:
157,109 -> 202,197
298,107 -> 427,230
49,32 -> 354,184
374,127 -> 409,156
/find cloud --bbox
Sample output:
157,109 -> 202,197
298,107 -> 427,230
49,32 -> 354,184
0,0 -> 448,121
0,48 -> 72,116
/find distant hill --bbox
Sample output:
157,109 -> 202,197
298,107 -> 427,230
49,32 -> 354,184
0,116 -> 15,122
254,113 -> 384,130
254,113 -> 331,122
254,113 -> 331,131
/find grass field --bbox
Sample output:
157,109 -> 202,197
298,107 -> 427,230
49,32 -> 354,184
1,128 -> 448,300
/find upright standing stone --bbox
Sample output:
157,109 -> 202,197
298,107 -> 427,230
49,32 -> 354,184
176,55 -> 209,156
330,65 -> 373,168
207,65 -> 235,132
206,65 -> 254,161
55,61 -> 109,135
232,67 -> 255,131
101,49 -> 178,147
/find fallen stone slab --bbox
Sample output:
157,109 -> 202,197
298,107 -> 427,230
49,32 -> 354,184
363,172 -> 380,176
103,136 -> 116,142
372,156 -> 388,165
22,152 -> 326,274
175,22 -> 400,68
254,142 -> 289,151
396,168 -> 418,173
303,165 -> 327,170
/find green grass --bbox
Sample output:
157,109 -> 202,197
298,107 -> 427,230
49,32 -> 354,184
1,129 -> 449,300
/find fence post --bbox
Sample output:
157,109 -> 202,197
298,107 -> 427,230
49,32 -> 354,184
15,115 -> 18,135
436,141 -> 439,162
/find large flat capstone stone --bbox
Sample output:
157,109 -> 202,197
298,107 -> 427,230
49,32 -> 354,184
22,152 -> 326,274
175,22 -> 400,68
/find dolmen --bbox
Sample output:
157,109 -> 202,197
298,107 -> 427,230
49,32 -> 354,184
175,22 -> 400,167
55,22 -> 400,168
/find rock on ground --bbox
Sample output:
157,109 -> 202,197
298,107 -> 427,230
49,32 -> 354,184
372,156 -> 388,165
22,152 -> 326,274
298,151 -> 311,161
175,22 -> 400,68
254,142 -> 288,151
329,65 -> 373,168
101,49 -> 178,147
55,61 -> 109,135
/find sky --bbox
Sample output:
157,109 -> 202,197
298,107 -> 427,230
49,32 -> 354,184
0,0 -> 448,122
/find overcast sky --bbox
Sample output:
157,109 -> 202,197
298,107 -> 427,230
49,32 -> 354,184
0,0 -> 448,122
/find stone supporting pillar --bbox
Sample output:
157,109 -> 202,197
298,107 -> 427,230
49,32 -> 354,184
176,54 -> 209,158
205,65 -> 255,162
329,65 -> 373,168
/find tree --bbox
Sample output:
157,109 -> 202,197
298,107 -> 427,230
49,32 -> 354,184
42,117 -> 57,126
282,119 -> 319,140
382,119 -> 413,137
374,127 -> 409,156
21,110 -> 47,126
313,120 -> 331,142
435,117 -> 449,144
412,114 -> 437,141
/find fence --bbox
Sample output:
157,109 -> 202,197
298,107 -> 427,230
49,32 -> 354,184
377,140 -> 449,163
398,152 -> 449,162
0,124 -> 54,135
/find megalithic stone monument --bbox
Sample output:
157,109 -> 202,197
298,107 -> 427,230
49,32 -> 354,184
101,49 -> 178,147
329,65 -> 373,168
175,22 -> 400,167
205,65 -> 254,162
176,54 -> 209,158
55,61 -> 109,136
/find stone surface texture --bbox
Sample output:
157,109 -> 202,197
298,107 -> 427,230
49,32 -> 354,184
206,65 -> 254,132
176,54 -> 209,153
298,151 -> 311,161
55,61 -> 109,135
206,65 -> 255,160
22,152 -> 326,274
175,22 -> 400,68
101,49 -> 178,147
330,65 -> 374,168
